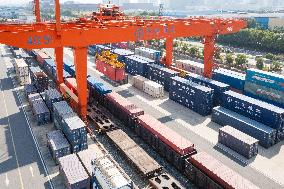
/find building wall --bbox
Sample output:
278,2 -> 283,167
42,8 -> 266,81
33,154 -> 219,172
268,17 -> 284,29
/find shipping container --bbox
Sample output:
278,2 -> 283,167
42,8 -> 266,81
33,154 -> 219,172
186,72 -> 230,106
246,68 -> 284,92
219,126 -> 259,159
96,59 -> 126,82
64,60 -> 76,77
24,84 -> 37,97
176,59 -> 204,75
53,101 -> 76,129
14,59 -> 29,85
147,64 -> 178,91
186,152 -> 260,189
213,68 -> 245,91
134,47 -> 161,62
244,81 -> 284,108
28,93 -> 42,105
36,51 -> 50,66
92,155 -> 134,189
133,75 -> 148,91
58,154 -> 90,189
149,173 -> 185,189
143,80 -> 164,98
124,55 -> 154,76
47,130 -> 71,164
61,115 -> 88,153
170,76 -> 214,116
106,129 -> 162,177
45,88 -> 63,111
91,45 -> 112,55
136,114 -> 196,171
29,66 -> 49,92
31,99 -> 51,125
44,58 -> 56,77
221,90 -> 284,132
87,77 -> 112,96
111,48 -> 134,62
212,106 -> 277,148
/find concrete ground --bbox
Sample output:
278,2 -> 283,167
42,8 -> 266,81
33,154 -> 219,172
44,47 -> 284,189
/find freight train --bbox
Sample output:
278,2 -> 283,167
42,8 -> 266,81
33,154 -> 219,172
16,46 -> 277,189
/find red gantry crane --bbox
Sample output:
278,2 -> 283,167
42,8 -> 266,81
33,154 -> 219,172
0,1 -> 246,118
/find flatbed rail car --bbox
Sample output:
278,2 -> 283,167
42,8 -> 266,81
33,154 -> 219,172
106,129 -> 163,178
87,104 -> 117,133
149,173 -> 184,189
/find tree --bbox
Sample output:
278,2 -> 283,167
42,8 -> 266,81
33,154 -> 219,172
256,57 -> 264,70
181,44 -> 189,54
265,53 -> 275,60
226,53 -> 234,65
189,47 -> 199,57
235,54 -> 248,67
270,61 -> 283,72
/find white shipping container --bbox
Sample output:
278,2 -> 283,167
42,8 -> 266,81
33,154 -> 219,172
143,80 -> 164,98
133,75 -> 149,91
18,75 -> 30,85
176,59 -> 204,75
15,59 -> 29,76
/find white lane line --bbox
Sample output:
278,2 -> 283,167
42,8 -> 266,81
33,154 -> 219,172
0,76 -> 25,189
5,173 -> 9,187
2,49 -> 54,189
29,166 -> 34,177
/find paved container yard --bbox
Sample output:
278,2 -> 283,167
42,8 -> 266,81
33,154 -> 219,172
0,44 -> 283,189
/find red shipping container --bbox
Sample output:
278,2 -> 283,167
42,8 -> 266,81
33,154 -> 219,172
96,59 -> 125,82
65,78 -> 78,95
36,51 -> 50,66
106,92 -> 136,110
137,114 -> 195,156
189,152 -> 259,189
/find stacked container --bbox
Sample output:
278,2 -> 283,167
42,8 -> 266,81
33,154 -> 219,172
245,68 -> 284,108
133,75 -> 149,91
61,115 -> 88,153
219,126 -> 259,159
169,76 -> 214,116
143,80 -> 164,98
87,77 -> 112,96
212,106 -> 277,148
213,68 -> 245,92
96,59 -> 126,83
91,154 -> 134,189
58,154 -> 90,189
28,93 -> 50,125
44,89 -> 63,111
53,101 -> 76,130
44,59 -> 56,77
176,59 -> 204,75
134,47 -> 161,62
111,48 -> 134,62
186,72 -> 230,106
36,51 -> 50,66
46,130 -> 71,164
221,90 -> 284,136
147,64 -> 178,91
24,84 -> 37,97
136,114 -> 197,171
185,152 -> 260,189
92,45 -> 111,55
30,66 -> 49,92
14,59 -> 29,85
124,55 -> 154,76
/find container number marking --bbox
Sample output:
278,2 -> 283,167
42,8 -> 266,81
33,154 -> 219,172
27,35 -> 53,45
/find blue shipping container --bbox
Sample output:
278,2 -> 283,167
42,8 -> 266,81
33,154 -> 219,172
221,90 -> 284,131
170,76 -> 214,116
112,48 -> 134,63
213,68 -> 245,91
212,106 -> 277,148
186,72 -> 230,106
246,68 -> 284,92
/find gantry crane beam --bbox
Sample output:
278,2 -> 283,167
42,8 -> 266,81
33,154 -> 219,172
0,2 -> 246,118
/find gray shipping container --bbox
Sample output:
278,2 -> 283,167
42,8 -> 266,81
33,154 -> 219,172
219,126 -> 259,159
46,130 -> 71,164
58,154 -> 90,189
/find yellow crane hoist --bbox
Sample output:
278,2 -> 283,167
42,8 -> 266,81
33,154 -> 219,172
98,50 -> 125,69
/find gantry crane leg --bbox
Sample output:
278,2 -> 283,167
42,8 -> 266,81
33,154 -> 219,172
73,47 -> 88,118
165,37 -> 174,67
203,36 -> 216,78
55,47 -> 64,84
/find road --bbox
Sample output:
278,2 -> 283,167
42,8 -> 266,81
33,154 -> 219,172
45,47 -> 284,189
0,47 -> 53,189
